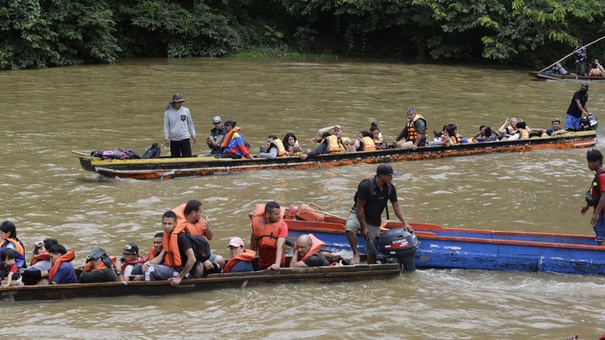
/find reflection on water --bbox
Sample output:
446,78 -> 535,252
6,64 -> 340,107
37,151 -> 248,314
0,59 -> 603,337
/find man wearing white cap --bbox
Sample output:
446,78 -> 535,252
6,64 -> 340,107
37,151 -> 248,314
345,164 -> 414,264
224,237 -> 255,273
164,93 -> 197,157
205,115 -> 226,156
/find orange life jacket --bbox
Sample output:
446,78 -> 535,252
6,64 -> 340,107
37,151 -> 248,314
82,259 -> 111,272
30,253 -> 51,266
2,237 -> 26,268
163,203 -> 207,268
122,256 -> 146,270
450,135 -> 460,145
323,135 -> 341,154
250,204 -> 287,249
298,234 -> 326,261
520,129 -> 529,139
147,247 -> 160,261
220,127 -> 242,148
224,249 -> 256,273
48,251 -> 75,282
362,136 -> 376,151
269,138 -> 287,157
406,114 -> 427,141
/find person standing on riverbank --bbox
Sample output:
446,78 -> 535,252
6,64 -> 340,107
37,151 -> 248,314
345,164 -> 414,264
565,83 -> 590,131
164,93 -> 197,157
581,149 -> 605,246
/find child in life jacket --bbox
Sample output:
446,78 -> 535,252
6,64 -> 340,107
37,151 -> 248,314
1,248 -> 23,287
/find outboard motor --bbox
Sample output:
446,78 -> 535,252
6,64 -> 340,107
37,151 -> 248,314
376,228 -> 419,272
582,114 -> 598,131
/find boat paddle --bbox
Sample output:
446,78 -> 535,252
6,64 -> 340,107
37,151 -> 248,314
538,35 -> 605,73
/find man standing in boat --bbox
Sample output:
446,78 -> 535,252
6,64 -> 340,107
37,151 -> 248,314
346,164 -> 414,264
394,107 -> 427,150
574,39 -> 587,76
581,149 -> 605,246
565,83 -> 591,131
164,93 -> 197,157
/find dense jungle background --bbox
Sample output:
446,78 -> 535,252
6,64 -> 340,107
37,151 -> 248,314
1,0 -> 604,70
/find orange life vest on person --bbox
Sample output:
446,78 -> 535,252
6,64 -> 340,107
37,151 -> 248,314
147,248 -> 160,261
173,203 -> 206,236
406,114 -> 427,141
82,258 -> 111,272
224,249 -> 256,273
450,135 -> 460,145
269,138 -> 287,157
30,253 -> 51,266
162,203 -> 207,268
220,127 -> 242,148
2,237 -> 26,268
48,251 -> 75,282
250,204 -> 287,249
323,135 -> 341,154
122,256 -> 146,270
520,129 -> 529,139
299,234 -> 326,261
362,136 -> 376,151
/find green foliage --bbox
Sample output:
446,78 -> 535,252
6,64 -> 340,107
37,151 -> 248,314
1,0 -> 604,69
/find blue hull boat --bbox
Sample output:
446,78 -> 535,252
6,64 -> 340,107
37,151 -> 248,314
285,218 -> 605,275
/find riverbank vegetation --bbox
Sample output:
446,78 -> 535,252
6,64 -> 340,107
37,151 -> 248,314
1,0 -> 603,70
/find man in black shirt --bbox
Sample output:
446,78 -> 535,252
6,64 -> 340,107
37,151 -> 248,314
565,83 -> 590,131
345,164 -> 414,264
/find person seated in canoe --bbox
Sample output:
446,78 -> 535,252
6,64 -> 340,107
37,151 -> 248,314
1,248 -> 23,287
257,135 -> 287,159
283,132 -> 303,156
20,238 -> 58,284
497,117 -> 519,138
203,115 -> 226,157
529,119 -> 567,137
144,211 -> 221,285
394,107 -> 428,150
289,234 -> 334,267
346,131 -> 376,152
594,59 -> 605,76
312,124 -> 349,153
470,126 -> 498,142
114,242 -> 146,282
0,221 -> 26,271
220,120 -> 253,159
223,237 -> 255,273
250,201 -> 288,270
80,247 -> 119,283
445,124 -> 466,145
170,200 -> 225,268
589,63 -> 603,77
40,244 -> 77,285
370,124 -> 388,149
506,121 -> 530,140
300,132 -> 340,160
147,232 -> 164,262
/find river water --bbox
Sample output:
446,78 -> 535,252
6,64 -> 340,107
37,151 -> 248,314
0,59 -> 604,338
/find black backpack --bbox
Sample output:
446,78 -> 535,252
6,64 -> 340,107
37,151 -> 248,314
186,234 -> 211,263
142,143 -> 161,159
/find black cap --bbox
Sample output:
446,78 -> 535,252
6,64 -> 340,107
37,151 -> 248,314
121,242 -> 139,255
224,119 -> 236,127
377,164 -> 399,176
581,83 -> 589,90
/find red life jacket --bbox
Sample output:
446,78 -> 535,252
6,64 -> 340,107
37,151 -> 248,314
30,253 -> 51,266
224,249 -> 256,273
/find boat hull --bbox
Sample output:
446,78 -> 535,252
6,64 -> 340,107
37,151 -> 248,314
529,71 -> 605,81
0,262 -> 399,302
286,219 -> 605,276
78,131 -> 597,180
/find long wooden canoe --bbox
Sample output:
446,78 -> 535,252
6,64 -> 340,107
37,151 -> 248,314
0,260 -> 399,302
529,71 -> 605,81
286,217 -> 605,276
78,131 -> 597,180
